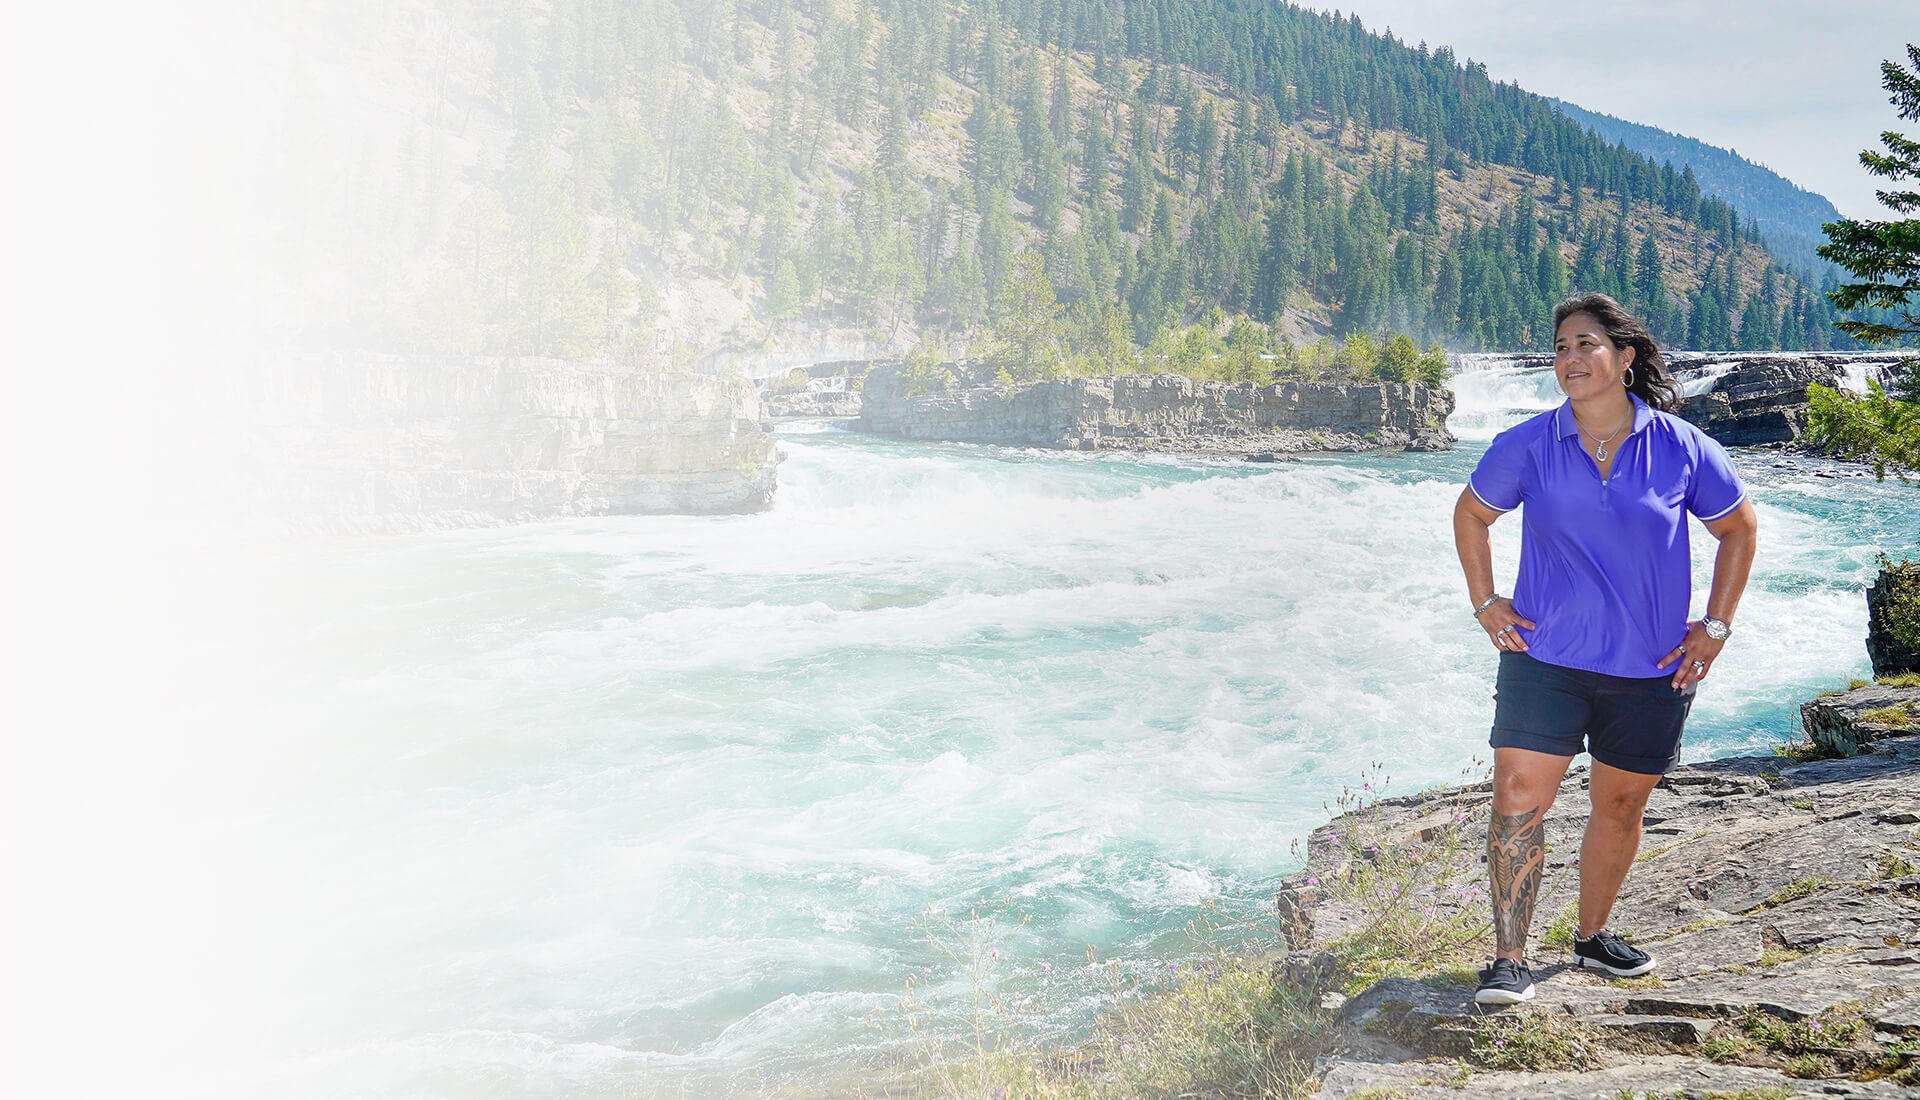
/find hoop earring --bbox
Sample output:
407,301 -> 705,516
1623,367 -> 1635,388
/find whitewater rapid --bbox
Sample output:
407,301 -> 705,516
137,374 -> 1916,1098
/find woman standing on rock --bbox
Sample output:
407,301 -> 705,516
1451,292 -> 1759,1005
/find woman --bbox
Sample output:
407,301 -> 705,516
1452,293 -> 1759,1005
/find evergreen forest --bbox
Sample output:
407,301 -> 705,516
305,0 -> 1901,375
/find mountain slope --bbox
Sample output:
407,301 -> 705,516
1548,97 -> 1843,279
286,0 -> 1883,370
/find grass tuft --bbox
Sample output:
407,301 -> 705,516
1875,671 -> 1920,687
1861,703 -> 1918,728
876,902 -> 1335,1100
1703,1032 -> 1752,1064
1541,900 -> 1580,948
1771,737 -> 1845,763
1469,1012 -> 1601,1071
1756,876 -> 1832,909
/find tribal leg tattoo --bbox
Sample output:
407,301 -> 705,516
1488,806 -> 1547,959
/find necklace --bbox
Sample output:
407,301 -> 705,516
1575,409 -> 1632,462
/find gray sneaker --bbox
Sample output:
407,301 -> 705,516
1573,929 -> 1655,977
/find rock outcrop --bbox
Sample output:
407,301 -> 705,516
856,364 -> 1456,455
1278,695 -> 1920,1099
1803,683 -> 1920,757
252,353 -> 780,532
1676,356 -> 1865,446
1868,563 -> 1920,678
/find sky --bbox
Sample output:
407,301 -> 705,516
1344,0 -> 1915,219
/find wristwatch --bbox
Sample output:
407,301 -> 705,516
1702,617 -> 1732,641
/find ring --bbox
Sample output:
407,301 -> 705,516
1692,661 -> 1705,670
1498,625 -> 1512,635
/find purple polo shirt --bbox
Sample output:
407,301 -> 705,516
1469,393 -> 1747,679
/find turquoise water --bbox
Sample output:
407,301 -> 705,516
143,377 -> 1917,1098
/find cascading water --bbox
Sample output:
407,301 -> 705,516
1445,355 -> 1562,441
138,399 -> 1917,1099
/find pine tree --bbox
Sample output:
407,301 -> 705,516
1119,105 -> 1154,231
1819,44 -> 1920,344
990,249 -> 1066,379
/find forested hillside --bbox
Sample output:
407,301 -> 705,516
298,0 -> 1889,373
1548,98 -> 1845,280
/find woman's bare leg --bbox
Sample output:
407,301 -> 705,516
1578,761 -> 1664,937
1489,746 -> 1575,962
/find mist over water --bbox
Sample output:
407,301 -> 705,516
143,380 -> 1916,1098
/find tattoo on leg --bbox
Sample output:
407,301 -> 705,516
1488,806 -> 1547,958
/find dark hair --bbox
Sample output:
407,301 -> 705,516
1551,292 -> 1681,412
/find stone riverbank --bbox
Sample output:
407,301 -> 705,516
1277,682 -> 1920,1099
247,353 -> 781,533
854,364 -> 1456,456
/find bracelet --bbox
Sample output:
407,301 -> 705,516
1472,593 -> 1501,619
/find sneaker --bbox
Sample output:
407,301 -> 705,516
1474,957 -> 1536,1004
1573,929 -> 1656,977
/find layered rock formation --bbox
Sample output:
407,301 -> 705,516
856,364 -> 1456,455
1277,685 -> 1920,1099
253,353 -> 780,532
1676,357 -> 1851,446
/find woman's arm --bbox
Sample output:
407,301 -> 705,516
1656,499 -> 1759,689
1453,488 -> 1536,650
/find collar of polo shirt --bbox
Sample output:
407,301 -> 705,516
1555,392 -> 1654,441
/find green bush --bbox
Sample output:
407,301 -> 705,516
1807,379 -> 1920,481
1873,555 -> 1920,661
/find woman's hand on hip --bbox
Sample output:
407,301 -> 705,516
1658,621 -> 1727,690
1478,598 -> 1536,653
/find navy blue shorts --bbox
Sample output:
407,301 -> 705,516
1490,651 -> 1695,775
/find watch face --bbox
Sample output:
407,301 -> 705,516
1704,619 -> 1730,640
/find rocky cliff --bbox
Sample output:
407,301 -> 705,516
1276,684 -> 1920,1099
253,353 -> 780,532
1677,356 -> 1855,446
855,364 -> 1456,456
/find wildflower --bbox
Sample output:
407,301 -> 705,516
1042,962 -> 1051,971
1389,884 -> 1399,895
1307,877 -> 1319,885
1496,1039 -> 1506,1047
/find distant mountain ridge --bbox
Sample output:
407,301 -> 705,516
1549,98 -> 1841,277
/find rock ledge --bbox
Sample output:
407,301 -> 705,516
1280,720 -> 1920,1099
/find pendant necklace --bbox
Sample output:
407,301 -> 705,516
1578,410 -> 1631,462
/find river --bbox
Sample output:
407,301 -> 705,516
142,358 -> 1916,1098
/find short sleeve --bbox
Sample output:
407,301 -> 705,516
1468,427 -> 1528,512
1685,433 -> 1747,521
